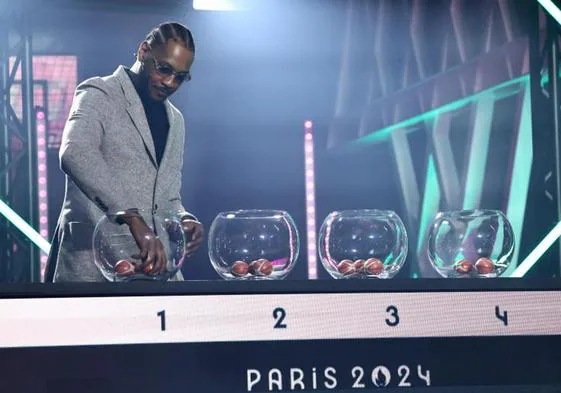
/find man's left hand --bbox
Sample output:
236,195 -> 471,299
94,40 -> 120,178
182,219 -> 204,257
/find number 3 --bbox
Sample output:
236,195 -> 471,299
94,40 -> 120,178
385,305 -> 399,327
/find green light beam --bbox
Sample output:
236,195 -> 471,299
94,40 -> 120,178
417,155 -> 440,255
0,199 -> 51,254
462,95 -> 494,210
351,75 -> 528,147
538,0 -> 561,25
504,82 -> 533,276
511,221 -> 561,277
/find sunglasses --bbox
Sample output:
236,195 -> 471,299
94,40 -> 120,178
149,51 -> 191,83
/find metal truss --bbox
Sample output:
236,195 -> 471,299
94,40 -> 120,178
326,0 -> 549,277
0,6 -> 39,282
329,0 -> 529,148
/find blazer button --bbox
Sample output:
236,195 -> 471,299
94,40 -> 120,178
154,204 -> 159,211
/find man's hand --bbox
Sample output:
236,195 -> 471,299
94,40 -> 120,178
182,218 -> 204,257
122,213 -> 167,275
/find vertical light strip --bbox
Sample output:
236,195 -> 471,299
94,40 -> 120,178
417,155 -> 441,255
462,94 -> 495,209
390,129 -> 420,227
304,120 -> 317,279
505,83 -> 533,276
431,112 -> 462,207
36,107 -> 49,281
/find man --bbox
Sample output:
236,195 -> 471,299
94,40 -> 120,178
45,22 -> 204,282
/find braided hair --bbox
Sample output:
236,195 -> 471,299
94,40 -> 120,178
145,22 -> 195,53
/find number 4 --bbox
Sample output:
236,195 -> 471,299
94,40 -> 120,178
495,306 -> 508,326
417,365 -> 431,386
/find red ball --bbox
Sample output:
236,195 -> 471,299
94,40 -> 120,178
364,258 -> 384,275
475,258 -> 495,274
454,260 -> 473,274
249,259 -> 272,276
259,260 -> 273,276
114,259 -> 135,276
143,263 -> 154,274
337,259 -> 355,276
249,259 -> 263,275
231,261 -> 249,277
353,259 -> 365,273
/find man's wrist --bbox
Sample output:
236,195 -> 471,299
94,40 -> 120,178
179,211 -> 198,222
113,208 -> 142,225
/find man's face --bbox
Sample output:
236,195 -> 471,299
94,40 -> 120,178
142,39 -> 194,101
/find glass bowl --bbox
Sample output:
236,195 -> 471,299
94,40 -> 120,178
208,209 -> 299,280
319,209 -> 408,279
427,209 -> 515,278
93,209 -> 186,281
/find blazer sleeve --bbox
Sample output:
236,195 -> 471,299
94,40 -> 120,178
59,80 -> 132,216
168,113 -> 198,222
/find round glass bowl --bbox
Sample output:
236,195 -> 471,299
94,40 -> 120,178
93,209 -> 185,281
208,210 -> 299,280
319,209 -> 408,279
427,209 -> 515,278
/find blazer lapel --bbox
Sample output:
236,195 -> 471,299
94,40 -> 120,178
158,101 -> 176,171
126,104 -> 158,166
114,66 -> 158,166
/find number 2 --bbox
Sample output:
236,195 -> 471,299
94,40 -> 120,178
385,305 -> 399,327
273,307 -> 287,329
351,366 -> 365,388
398,365 -> 411,387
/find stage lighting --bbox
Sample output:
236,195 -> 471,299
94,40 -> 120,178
538,0 -> 561,25
304,120 -> 317,279
193,0 -> 241,11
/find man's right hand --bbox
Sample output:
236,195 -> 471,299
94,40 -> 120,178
120,212 -> 167,275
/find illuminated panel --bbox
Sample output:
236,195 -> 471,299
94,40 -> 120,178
304,120 -> 317,279
9,55 -> 77,149
0,291 -> 560,348
5,56 -> 76,270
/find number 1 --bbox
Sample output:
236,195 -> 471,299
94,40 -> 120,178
157,310 -> 166,331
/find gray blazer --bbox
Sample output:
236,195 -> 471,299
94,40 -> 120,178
46,66 -> 190,282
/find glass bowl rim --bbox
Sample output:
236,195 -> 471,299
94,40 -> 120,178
434,209 -> 508,218
326,209 -> 399,217
215,209 -> 292,220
